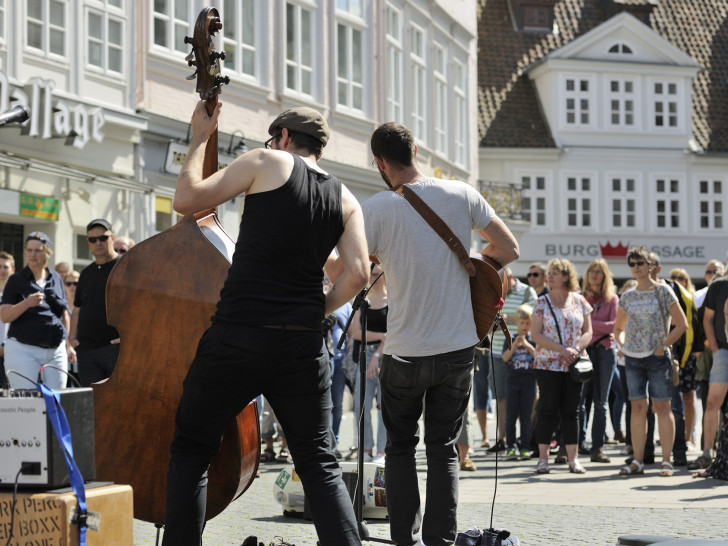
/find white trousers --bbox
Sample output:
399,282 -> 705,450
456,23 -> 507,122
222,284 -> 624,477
4,337 -> 68,389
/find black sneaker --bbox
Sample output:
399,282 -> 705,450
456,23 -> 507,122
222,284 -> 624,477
487,439 -> 506,453
687,454 -> 712,470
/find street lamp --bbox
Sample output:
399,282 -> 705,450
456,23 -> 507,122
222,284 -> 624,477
226,130 -> 247,155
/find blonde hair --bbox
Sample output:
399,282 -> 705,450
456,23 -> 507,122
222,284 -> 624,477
546,258 -> 579,291
514,304 -> 533,321
582,258 -> 616,303
619,279 -> 637,295
669,267 -> 695,294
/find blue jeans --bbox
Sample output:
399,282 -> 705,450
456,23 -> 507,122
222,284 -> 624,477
380,346 -> 474,546
671,382 -> 687,460
163,323 -> 359,546
625,354 -> 672,402
330,356 -> 346,443
610,366 -> 625,432
581,345 -> 616,450
354,344 -> 387,452
473,353 -> 490,410
505,368 -> 536,449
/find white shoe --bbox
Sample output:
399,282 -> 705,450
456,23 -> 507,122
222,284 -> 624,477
363,452 -> 373,462
371,453 -> 385,464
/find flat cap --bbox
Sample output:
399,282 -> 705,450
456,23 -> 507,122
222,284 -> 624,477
268,107 -> 330,147
86,218 -> 112,232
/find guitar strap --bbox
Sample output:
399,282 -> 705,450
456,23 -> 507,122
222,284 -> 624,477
391,183 -> 510,341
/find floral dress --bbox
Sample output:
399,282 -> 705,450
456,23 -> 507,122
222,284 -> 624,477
533,293 -> 593,372
705,406 -> 728,480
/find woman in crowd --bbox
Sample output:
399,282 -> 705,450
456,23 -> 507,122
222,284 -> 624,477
63,270 -> 80,308
669,268 -> 696,294
614,246 -> 687,477
580,258 -> 619,463
350,262 -> 388,463
0,232 -> 75,389
531,258 -> 593,474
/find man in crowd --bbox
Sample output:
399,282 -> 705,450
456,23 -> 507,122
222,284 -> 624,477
689,267 -> 728,470
527,262 -> 549,296
113,236 -> 135,255
69,219 -> 120,386
0,251 -> 14,389
362,122 -> 518,546
163,101 -> 368,546
694,260 -> 724,309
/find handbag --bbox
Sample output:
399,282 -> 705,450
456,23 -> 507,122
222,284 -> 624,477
655,285 -> 680,387
544,295 -> 593,383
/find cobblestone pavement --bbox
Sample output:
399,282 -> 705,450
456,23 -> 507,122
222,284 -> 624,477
133,410 -> 728,545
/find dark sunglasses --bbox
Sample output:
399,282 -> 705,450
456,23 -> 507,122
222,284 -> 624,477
88,235 -> 110,243
65,281 -> 78,287
264,134 -> 281,149
116,248 -> 127,254
527,272 -> 541,277
671,275 -> 686,282
705,269 -> 717,275
628,261 -> 646,267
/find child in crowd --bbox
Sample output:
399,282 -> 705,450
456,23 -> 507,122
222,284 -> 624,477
502,304 -> 537,460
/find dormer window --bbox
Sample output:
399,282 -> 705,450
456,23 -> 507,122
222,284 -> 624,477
608,42 -> 632,54
508,0 -> 557,33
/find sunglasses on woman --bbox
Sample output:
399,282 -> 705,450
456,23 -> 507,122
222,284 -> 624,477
65,281 -> 78,287
88,235 -> 110,243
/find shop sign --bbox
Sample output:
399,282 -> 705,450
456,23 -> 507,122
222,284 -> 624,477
0,70 -> 105,149
164,141 -> 233,175
19,193 -> 59,221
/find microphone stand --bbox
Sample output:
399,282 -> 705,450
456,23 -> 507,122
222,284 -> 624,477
336,278 -> 394,545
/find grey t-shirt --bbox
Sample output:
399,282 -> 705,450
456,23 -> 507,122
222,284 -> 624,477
361,178 -> 496,357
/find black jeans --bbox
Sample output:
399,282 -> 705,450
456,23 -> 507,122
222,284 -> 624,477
535,369 -> 581,445
380,346 -> 474,546
162,323 -> 359,546
77,343 -> 119,387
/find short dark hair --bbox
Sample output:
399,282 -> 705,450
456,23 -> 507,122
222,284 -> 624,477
627,245 -> 651,264
0,250 -> 14,268
285,130 -> 324,159
370,122 -> 415,168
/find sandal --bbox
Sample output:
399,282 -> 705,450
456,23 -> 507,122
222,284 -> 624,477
260,448 -> 276,463
619,460 -> 644,475
276,448 -> 292,463
569,460 -> 586,474
480,439 -> 491,449
536,459 -> 550,474
660,461 -> 675,477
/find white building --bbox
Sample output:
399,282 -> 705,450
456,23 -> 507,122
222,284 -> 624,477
478,0 -> 728,281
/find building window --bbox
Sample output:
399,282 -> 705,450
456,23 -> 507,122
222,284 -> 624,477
608,42 -> 632,54
453,59 -> 467,166
385,4 -> 402,122
0,0 -> 6,42
609,175 -> 639,229
653,176 -> 682,229
563,76 -> 593,127
152,0 -> 192,54
697,178 -> 724,230
522,6 -> 550,31
285,2 -> 314,95
409,24 -> 426,141
519,174 -> 548,227
651,80 -> 680,129
565,175 -> 595,228
608,78 -> 636,128
222,0 -> 256,78
434,43 -> 447,155
336,5 -> 365,112
27,0 -> 67,57
87,7 -> 124,74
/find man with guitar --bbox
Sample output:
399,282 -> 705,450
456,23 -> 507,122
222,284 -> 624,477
163,101 -> 369,546
364,122 -> 519,546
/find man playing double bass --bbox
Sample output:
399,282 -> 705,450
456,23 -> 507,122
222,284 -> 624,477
163,101 -> 369,546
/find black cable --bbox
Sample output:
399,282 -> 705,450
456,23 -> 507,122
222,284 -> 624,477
39,364 -> 81,388
5,369 -> 38,387
488,325 -> 499,533
4,464 -> 32,546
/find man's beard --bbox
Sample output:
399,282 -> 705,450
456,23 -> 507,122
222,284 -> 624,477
378,168 -> 393,189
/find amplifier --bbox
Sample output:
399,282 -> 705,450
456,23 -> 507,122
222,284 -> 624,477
0,388 -> 96,489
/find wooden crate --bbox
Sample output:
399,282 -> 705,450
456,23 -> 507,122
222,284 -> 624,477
0,484 -> 133,545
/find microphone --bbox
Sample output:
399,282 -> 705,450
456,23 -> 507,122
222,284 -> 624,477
0,105 -> 30,127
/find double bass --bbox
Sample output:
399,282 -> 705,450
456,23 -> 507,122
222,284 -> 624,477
92,7 -> 260,525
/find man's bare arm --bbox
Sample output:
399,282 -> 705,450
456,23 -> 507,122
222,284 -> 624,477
704,307 -> 717,353
325,186 -> 368,315
477,216 -> 519,267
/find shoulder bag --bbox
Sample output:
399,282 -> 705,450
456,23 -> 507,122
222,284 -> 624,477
544,295 -> 593,383
655,285 -> 680,387
391,184 -> 511,346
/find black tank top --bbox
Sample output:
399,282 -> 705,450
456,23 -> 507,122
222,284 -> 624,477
213,154 -> 344,331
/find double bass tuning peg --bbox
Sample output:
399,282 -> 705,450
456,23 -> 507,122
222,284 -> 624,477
186,71 -> 198,81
